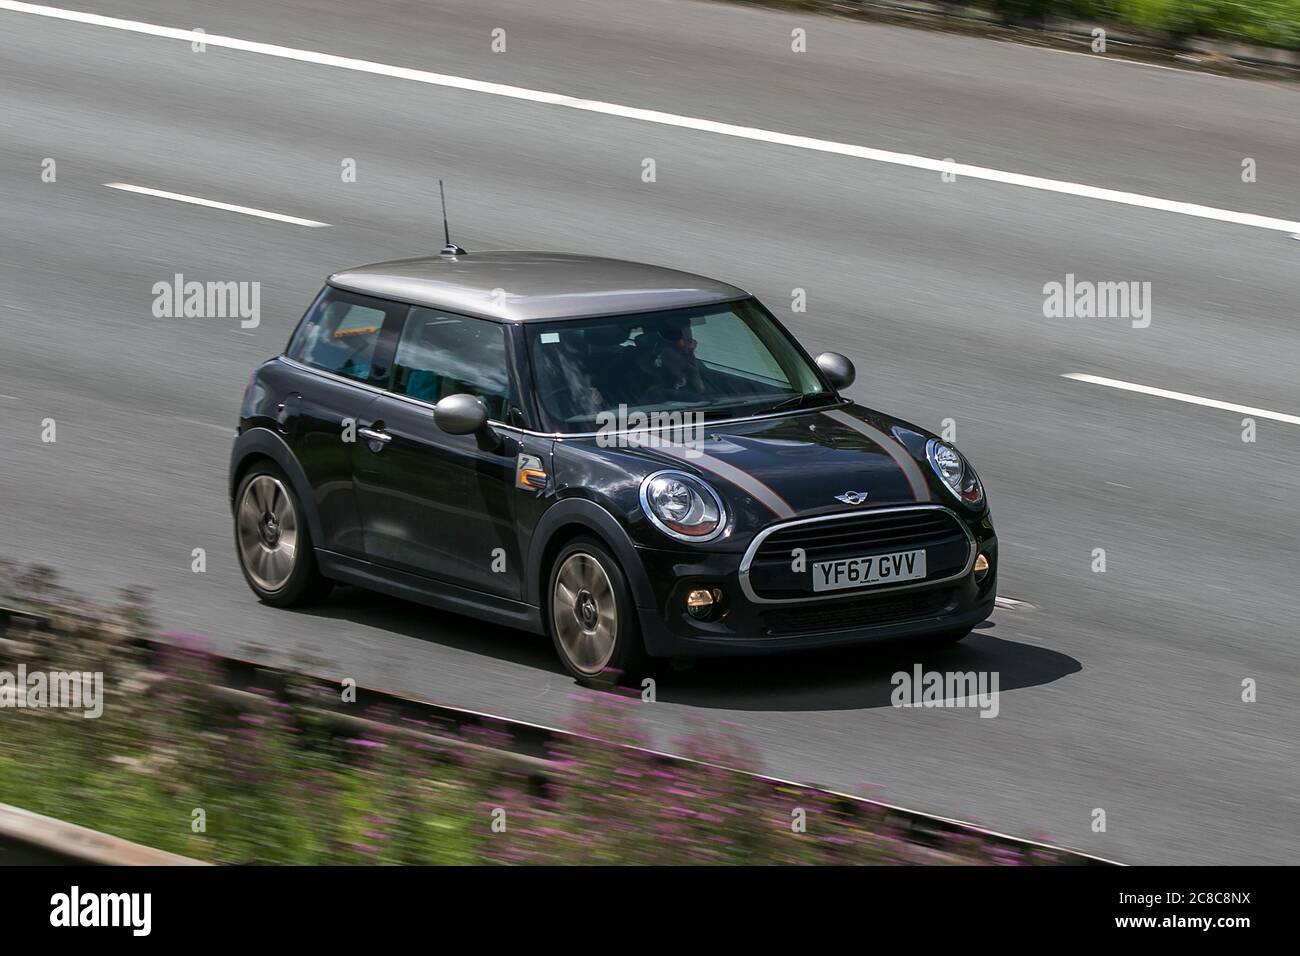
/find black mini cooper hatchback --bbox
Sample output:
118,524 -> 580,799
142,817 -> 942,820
230,251 -> 997,684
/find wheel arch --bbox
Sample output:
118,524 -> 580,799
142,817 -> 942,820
527,498 -> 654,611
229,427 -> 326,546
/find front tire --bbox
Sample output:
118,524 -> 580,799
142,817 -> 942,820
547,537 -> 648,687
234,462 -> 332,607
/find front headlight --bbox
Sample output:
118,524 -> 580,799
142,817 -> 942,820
639,470 -> 726,542
926,439 -> 984,507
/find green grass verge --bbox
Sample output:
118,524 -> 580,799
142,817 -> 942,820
0,563 -> 1072,865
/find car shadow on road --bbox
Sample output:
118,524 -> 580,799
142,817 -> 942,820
286,585 -> 569,677
652,622 -> 1083,712
290,591 -> 1080,714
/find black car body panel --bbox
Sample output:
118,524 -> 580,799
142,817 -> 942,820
541,402 -> 996,656
550,402 -> 946,546
231,253 -> 997,664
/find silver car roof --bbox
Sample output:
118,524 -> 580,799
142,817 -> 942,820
327,251 -> 749,322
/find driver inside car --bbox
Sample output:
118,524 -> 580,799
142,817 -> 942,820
644,314 -> 704,395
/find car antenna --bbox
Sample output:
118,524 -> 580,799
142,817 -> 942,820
439,180 -> 467,258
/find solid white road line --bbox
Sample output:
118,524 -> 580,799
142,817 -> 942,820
1063,372 -> 1300,425
102,182 -> 329,227
6,1 -> 1300,235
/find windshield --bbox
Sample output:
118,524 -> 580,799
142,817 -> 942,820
525,298 -> 833,433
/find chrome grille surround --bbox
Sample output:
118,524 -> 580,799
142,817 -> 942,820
737,505 -> 976,605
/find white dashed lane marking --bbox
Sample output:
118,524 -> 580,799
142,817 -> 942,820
1064,373 -> 1300,426
995,596 -> 1034,611
102,183 -> 330,228
175,417 -> 236,436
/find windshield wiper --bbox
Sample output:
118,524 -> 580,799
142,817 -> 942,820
766,392 -> 829,414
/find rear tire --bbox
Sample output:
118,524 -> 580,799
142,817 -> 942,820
234,461 -> 332,607
546,537 -> 649,688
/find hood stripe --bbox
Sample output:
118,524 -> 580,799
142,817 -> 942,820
822,409 -> 933,502
657,443 -> 796,519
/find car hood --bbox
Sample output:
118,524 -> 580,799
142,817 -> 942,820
554,402 -> 960,547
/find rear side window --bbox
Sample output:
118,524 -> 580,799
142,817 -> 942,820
286,288 -> 400,383
391,308 -> 511,419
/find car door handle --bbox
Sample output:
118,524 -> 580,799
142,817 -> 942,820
358,426 -> 391,445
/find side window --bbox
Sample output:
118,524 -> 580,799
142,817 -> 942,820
391,308 -> 511,419
286,288 -> 395,383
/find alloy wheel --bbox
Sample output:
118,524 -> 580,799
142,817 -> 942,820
551,551 -> 619,675
236,474 -> 300,592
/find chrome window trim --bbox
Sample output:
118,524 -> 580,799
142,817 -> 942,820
737,504 -> 976,605
278,356 -> 529,435
278,355 -> 847,438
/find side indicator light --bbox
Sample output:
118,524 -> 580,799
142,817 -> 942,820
515,453 -> 547,490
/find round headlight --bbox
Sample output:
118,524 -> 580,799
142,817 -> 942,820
639,471 -> 726,542
926,439 -> 984,507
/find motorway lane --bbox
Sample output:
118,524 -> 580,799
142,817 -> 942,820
1,1 -> 1298,863
37,0 -> 1300,219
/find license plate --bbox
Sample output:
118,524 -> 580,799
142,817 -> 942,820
812,549 -> 927,592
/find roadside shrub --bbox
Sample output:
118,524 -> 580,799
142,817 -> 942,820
0,564 -> 1072,865
894,0 -> 1300,48
991,0 -> 1058,26
1100,0 -> 1300,46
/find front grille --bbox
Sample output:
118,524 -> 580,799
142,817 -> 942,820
744,507 -> 971,601
761,588 -> 957,636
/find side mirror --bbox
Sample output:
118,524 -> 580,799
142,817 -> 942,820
435,394 -> 491,437
815,352 -> 855,390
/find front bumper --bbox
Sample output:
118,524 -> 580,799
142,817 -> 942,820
631,526 -> 998,659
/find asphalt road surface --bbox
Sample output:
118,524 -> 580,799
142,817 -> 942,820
2,0 -> 1298,864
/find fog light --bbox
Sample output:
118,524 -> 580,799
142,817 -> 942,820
686,589 -> 713,607
974,553 -> 990,578
686,588 -> 721,619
